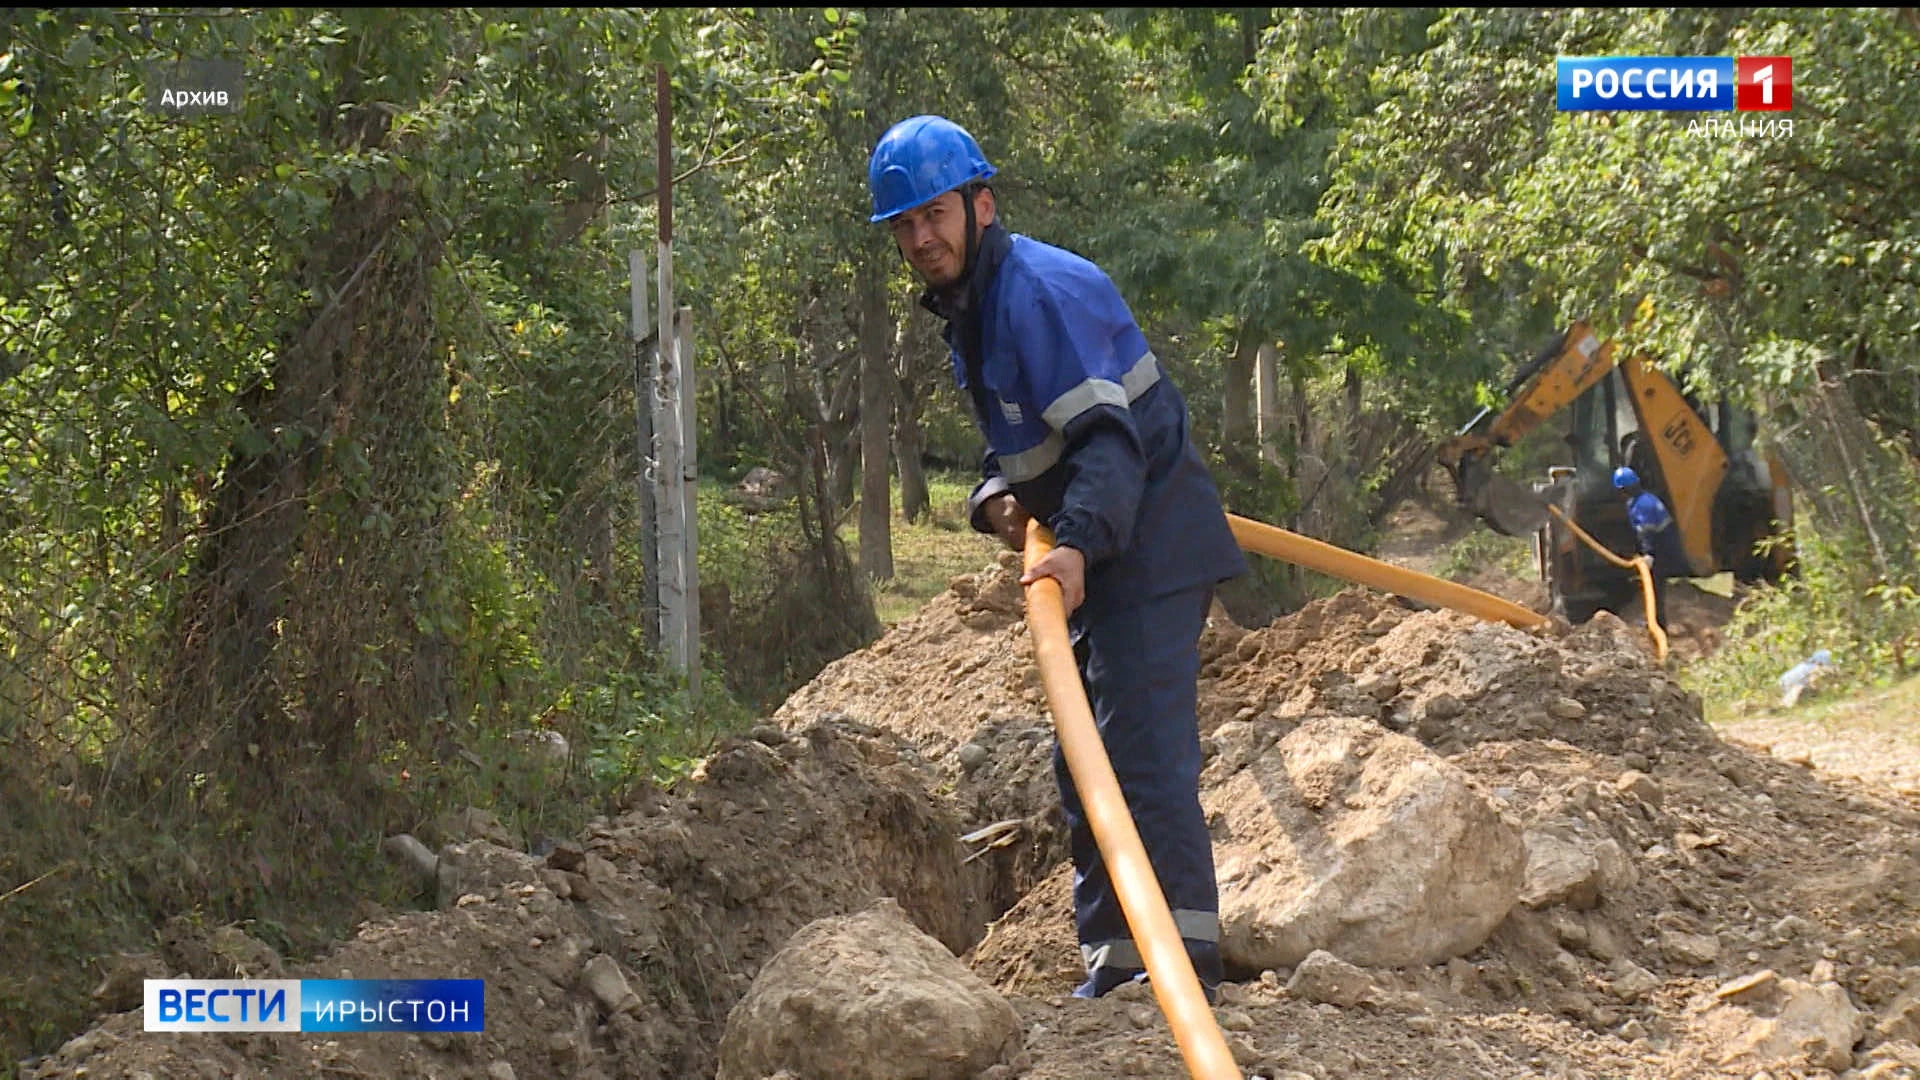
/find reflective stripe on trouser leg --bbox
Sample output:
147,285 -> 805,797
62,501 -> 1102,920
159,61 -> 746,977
1055,584 -> 1220,992
1081,908 -> 1220,969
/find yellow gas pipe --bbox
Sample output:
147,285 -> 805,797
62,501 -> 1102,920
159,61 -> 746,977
1021,521 -> 1242,1080
1225,513 -> 1545,629
1543,505 -> 1669,662
1021,511 -> 1565,1080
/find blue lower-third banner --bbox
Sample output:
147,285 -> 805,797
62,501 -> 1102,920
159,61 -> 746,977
145,979 -> 485,1032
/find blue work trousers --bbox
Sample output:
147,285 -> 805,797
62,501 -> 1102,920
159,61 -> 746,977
1056,583 -> 1221,997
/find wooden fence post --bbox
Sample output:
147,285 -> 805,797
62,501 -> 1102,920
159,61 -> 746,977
677,305 -> 700,703
629,250 -> 660,650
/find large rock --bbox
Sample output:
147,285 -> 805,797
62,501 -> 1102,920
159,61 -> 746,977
434,840 -> 542,909
1209,717 -> 1525,970
1878,983 -> 1920,1043
1693,972 -> 1867,1073
716,899 -> 1024,1080
1518,829 -> 1602,910
1286,950 -> 1378,1007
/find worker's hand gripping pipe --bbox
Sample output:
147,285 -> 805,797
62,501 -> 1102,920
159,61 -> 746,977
1543,506 -> 1670,662
1021,521 -> 1242,1080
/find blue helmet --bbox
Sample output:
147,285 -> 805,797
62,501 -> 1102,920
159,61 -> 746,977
867,115 -> 997,223
1612,466 -> 1640,490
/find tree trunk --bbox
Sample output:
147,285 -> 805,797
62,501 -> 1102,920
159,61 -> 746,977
893,335 -> 930,523
1817,360 -> 1893,581
857,268 -> 895,581
711,357 -> 737,471
895,313 -> 944,523
1289,367 -> 1314,530
1255,342 -> 1281,467
1222,330 -> 1257,448
1344,363 -> 1364,479
583,480 -> 615,605
1345,363 -> 1363,412
894,411 -> 929,524
162,102 -> 450,777
584,393 -> 617,604
1220,327 -> 1259,486
806,315 -> 860,522
829,425 -> 859,520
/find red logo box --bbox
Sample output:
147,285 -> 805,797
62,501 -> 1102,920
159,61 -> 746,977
1737,56 -> 1792,111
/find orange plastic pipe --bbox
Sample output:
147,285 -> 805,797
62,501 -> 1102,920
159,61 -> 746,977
1544,506 -> 1670,661
1021,521 -> 1241,1080
1225,513 -> 1544,629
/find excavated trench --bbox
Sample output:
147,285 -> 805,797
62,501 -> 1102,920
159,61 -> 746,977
27,559 -> 1920,1080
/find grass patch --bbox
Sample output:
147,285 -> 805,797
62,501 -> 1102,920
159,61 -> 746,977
1702,667 -> 1920,734
1434,527 -> 1535,582
841,472 -> 1002,626
1769,670 -> 1920,735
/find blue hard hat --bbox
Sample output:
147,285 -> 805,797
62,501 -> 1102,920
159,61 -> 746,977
1612,466 -> 1640,490
867,115 -> 997,223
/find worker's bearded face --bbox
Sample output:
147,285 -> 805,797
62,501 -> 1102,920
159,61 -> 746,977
889,188 -> 992,289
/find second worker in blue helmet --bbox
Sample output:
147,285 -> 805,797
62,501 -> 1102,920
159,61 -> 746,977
1612,466 -> 1686,632
868,114 -> 1248,999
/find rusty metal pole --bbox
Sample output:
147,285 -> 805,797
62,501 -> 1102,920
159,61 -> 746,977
654,61 -> 699,690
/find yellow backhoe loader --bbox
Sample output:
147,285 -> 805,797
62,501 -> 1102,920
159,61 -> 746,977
1437,321 -> 1795,623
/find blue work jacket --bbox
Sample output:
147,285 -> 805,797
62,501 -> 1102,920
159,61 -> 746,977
923,224 -> 1246,622
1627,490 -> 1688,577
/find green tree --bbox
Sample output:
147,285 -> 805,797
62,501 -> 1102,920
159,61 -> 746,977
1322,6 -> 1920,677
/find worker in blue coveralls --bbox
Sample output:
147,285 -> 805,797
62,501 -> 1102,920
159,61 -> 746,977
1613,466 -> 1685,632
867,115 -> 1249,1000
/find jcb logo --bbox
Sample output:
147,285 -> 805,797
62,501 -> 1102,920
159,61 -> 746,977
1662,415 -> 1695,457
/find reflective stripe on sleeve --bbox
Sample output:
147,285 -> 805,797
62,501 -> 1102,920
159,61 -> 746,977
1041,379 -> 1126,431
1119,351 -> 1161,401
999,431 -> 1065,483
1039,351 -> 1163,431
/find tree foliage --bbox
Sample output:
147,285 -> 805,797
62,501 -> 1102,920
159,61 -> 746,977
1328,9 -> 1920,428
1314,6 -> 1920,674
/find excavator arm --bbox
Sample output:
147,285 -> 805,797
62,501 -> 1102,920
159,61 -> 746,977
1439,319 -> 1738,576
1438,322 -> 1616,535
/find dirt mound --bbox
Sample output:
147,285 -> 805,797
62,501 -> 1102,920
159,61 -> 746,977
25,722 -> 994,1080
775,566 -> 1920,1077
28,565 -> 1920,1080
1197,587 -> 1713,762
1662,580 -> 1741,663
1370,493 -> 1740,664
966,863 -> 1082,998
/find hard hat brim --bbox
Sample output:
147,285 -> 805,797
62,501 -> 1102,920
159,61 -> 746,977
868,166 -> 996,224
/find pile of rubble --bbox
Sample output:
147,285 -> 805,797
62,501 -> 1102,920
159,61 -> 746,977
28,559 -> 1920,1079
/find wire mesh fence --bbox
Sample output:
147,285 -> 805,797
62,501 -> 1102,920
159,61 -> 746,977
0,100 -> 667,792
1768,369 -> 1920,585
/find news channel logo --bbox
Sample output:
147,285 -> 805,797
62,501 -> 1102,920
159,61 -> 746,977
1557,56 -> 1792,112
144,979 -> 484,1033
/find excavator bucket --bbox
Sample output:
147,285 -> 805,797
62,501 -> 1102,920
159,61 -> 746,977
1474,472 -> 1551,536
1451,451 -> 1550,536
